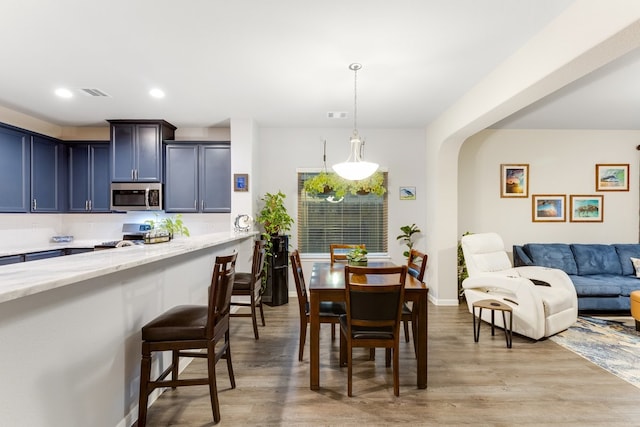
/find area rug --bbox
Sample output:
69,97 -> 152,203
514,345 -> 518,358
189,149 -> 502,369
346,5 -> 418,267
550,316 -> 640,389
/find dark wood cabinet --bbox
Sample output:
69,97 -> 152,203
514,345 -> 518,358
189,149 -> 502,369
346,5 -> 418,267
164,142 -> 231,213
109,120 -> 175,182
68,142 -> 111,212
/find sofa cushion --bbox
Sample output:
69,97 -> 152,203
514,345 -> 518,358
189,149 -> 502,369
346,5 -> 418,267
632,257 -> 640,278
613,244 -> 640,276
569,275 -> 621,297
524,243 -> 577,275
571,244 -> 622,275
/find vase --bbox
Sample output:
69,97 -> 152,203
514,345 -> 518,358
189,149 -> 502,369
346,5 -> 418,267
348,260 -> 368,266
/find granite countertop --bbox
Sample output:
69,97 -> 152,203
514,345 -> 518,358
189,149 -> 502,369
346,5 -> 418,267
0,232 -> 256,304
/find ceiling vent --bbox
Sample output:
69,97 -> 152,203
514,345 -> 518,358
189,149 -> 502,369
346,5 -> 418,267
327,111 -> 348,119
80,88 -> 111,97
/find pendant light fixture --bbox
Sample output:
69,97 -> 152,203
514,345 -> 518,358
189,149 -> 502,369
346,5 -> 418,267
332,63 -> 379,181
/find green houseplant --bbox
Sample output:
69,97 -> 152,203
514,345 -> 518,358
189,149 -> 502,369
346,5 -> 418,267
145,213 -> 190,238
346,247 -> 368,266
256,191 -> 294,236
348,171 -> 386,196
303,171 -> 386,199
396,223 -> 421,258
458,231 -> 472,300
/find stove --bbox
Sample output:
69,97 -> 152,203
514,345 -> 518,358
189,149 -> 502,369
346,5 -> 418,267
94,223 -> 151,250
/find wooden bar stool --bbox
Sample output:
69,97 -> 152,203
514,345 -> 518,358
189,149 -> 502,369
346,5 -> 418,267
472,299 -> 513,348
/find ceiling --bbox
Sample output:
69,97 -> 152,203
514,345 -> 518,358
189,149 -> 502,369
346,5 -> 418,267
1,0 -> 635,131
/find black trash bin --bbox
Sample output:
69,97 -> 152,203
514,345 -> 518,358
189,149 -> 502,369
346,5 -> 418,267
263,235 -> 289,306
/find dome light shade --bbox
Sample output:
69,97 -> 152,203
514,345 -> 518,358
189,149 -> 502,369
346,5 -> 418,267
332,135 -> 378,180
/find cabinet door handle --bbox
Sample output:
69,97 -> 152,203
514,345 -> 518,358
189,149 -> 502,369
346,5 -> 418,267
201,200 -> 204,211
131,169 -> 134,180
32,199 -> 37,210
194,200 -> 197,209
85,200 -> 89,210
88,200 -> 92,211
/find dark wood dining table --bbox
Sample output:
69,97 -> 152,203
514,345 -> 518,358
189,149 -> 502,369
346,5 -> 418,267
308,261 -> 429,390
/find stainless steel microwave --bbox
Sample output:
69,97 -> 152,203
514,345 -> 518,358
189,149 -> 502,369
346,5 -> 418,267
110,182 -> 162,211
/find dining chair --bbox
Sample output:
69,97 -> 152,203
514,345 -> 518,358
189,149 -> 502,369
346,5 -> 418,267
339,264 -> 407,397
290,249 -> 345,361
137,252 -> 237,426
402,249 -> 428,349
231,239 -> 267,339
330,243 -> 366,264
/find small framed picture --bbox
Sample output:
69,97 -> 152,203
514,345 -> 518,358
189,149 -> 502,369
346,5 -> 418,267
596,164 -> 629,191
570,195 -> 603,222
234,174 -> 249,192
399,186 -> 416,200
500,164 -> 529,198
532,194 -> 566,222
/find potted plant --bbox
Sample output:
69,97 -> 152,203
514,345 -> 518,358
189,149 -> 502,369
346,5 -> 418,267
303,172 -> 348,199
145,213 -> 190,239
396,223 -> 421,258
347,247 -> 368,266
256,191 -> 294,236
458,231 -> 472,301
348,171 -> 386,196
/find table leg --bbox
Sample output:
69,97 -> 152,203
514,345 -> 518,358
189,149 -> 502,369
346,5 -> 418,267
415,293 -> 428,389
310,292 -> 320,390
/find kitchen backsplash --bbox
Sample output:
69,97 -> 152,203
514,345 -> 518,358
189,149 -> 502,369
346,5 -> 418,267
0,213 -> 231,249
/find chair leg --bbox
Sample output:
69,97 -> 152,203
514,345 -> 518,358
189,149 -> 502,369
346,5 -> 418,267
347,344 -> 353,397
171,350 -> 179,388
393,346 -> 400,397
207,342 -> 221,424
299,319 -> 307,361
385,348 -> 391,367
259,300 -> 265,326
250,300 -> 260,340
225,331 -> 236,389
137,346 -> 151,427
412,310 -> 418,358
403,319 -> 410,343
331,324 -> 336,340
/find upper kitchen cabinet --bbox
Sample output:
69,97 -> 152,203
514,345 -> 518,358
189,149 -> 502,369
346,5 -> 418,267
31,135 -> 67,213
164,142 -> 231,213
108,120 -> 176,182
68,142 -> 111,212
0,126 -> 30,212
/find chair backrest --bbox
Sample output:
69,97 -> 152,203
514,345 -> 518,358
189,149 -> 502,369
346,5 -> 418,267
250,239 -> 267,297
330,244 -> 365,264
343,265 -> 407,333
289,249 -> 308,318
207,252 -> 237,338
407,248 -> 428,282
460,232 -> 514,277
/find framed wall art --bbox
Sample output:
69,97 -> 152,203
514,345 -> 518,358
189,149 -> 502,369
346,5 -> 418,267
399,186 -> 416,200
234,173 -> 249,192
595,164 -> 629,191
570,195 -> 603,222
532,194 -> 566,222
500,164 -> 529,198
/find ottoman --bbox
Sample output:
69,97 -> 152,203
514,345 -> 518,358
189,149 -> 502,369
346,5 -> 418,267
631,290 -> 640,331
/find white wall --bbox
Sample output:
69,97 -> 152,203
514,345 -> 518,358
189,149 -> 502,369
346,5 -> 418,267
256,127 -> 427,264
459,129 -> 640,252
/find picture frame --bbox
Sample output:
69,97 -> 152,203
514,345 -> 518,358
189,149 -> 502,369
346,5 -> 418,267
500,164 -> 529,198
595,164 -> 629,191
532,194 -> 566,222
233,173 -> 249,192
399,186 -> 416,200
570,195 -> 603,222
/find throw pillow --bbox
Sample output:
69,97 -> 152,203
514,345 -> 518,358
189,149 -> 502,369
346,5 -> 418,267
631,257 -> 640,278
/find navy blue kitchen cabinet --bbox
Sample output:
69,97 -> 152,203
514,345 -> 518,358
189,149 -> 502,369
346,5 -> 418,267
109,120 -> 176,182
69,142 -> 111,212
0,126 -> 30,212
164,142 -> 231,213
31,135 -> 67,212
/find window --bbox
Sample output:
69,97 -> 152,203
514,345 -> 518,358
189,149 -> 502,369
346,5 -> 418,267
297,171 -> 388,254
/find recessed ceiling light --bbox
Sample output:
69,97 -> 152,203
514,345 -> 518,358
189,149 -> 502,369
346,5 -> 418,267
149,88 -> 165,99
55,88 -> 73,98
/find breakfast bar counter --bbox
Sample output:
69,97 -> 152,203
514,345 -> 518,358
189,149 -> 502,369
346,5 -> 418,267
0,232 -> 256,427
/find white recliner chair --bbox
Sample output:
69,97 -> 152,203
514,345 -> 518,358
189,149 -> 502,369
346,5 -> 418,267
461,232 -> 577,340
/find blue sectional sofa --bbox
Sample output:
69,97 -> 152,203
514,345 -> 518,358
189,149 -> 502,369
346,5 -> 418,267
513,243 -> 640,311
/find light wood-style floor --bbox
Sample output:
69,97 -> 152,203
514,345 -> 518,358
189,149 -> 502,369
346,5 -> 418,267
141,300 -> 640,426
